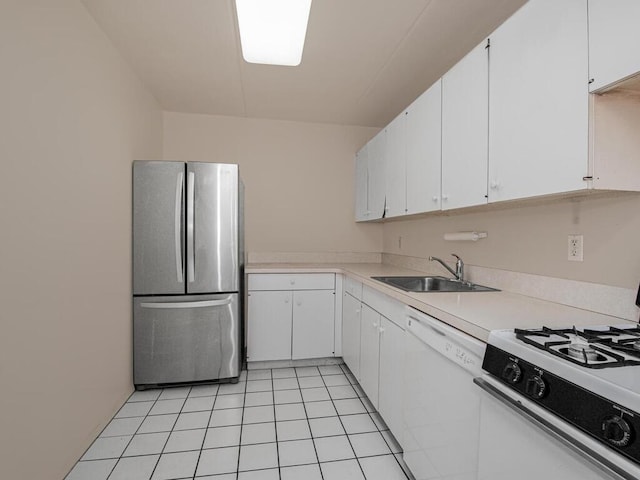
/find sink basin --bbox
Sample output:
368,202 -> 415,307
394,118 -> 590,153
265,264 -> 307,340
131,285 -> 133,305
371,276 -> 499,293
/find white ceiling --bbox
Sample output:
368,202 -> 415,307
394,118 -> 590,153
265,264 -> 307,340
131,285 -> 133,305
81,0 -> 526,128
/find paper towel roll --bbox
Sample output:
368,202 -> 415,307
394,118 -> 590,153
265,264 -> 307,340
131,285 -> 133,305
443,232 -> 487,242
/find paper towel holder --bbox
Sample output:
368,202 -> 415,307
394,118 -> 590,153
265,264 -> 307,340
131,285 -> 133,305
443,231 -> 488,242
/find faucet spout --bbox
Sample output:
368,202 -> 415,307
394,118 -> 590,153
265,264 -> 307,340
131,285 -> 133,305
429,254 -> 465,282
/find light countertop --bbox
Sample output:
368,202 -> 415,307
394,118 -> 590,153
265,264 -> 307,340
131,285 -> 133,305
246,262 -> 636,342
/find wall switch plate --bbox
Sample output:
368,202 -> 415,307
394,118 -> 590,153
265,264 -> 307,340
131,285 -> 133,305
568,234 -> 583,262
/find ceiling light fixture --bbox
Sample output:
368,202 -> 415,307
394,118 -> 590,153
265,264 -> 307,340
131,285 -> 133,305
235,0 -> 312,66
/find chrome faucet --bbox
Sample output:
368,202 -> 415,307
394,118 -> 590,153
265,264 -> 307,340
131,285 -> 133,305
429,254 -> 464,282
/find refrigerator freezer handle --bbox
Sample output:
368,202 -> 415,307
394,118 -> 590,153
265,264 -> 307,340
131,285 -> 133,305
174,171 -> 184,284
140,298 -> 232,309
187,171 -> 195,283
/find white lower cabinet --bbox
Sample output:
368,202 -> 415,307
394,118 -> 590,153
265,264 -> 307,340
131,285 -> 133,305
377,317 -> 405,441
359,304 -> 382,407
342,291 -> 362,379
247,273 -> 336,362
347,285 -> 405,446
247,290 -> 293,362
292,289 -> 335,360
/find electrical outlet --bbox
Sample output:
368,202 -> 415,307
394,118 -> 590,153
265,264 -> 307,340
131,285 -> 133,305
568,234 -> 583,262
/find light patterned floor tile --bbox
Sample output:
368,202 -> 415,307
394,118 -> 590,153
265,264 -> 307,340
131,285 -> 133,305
151,450 -> 199,480
320,459 -> 364,480
65,364 -> 413,480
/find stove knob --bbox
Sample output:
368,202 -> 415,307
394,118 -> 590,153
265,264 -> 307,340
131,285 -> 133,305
525,375 -> 547,399
602,415 -> 633,447
502,362 -> 522,384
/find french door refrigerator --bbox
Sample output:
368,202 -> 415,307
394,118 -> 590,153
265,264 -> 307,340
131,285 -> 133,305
133,161 -> 243,388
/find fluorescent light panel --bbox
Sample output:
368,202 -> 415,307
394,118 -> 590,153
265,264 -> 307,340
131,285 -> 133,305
235,0 -> 312,66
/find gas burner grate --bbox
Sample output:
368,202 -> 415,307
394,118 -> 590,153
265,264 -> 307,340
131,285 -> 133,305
515,326 -> 640,368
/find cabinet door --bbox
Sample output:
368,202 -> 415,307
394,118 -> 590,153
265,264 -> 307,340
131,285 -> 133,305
342,292 -> 362,379
292,290 -> 335,360
359,305 -> 381,408
247,291 -> 292,362
378,317 -> 405,446
406,80 -> 442,214
589,0 -> 640,92
384,112 -> 407,218
441,41 -> 489,210
367,130 -> 386,220
354,146 -> 369,222
488,0 -> 589,202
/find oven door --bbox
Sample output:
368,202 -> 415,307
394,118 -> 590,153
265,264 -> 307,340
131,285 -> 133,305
474,375 -> 640,480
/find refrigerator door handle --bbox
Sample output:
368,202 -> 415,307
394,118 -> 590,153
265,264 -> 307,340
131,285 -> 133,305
174,171 -> 184,284
187,171 -> 196,283
140,298 -> 232,309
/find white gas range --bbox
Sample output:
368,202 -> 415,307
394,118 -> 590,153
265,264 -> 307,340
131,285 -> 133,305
478,324 -> 640,480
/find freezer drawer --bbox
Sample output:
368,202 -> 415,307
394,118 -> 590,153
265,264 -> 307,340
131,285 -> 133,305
133,294 -> 240,386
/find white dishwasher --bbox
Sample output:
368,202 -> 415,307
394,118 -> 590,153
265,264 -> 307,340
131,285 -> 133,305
402,306 -> 486,480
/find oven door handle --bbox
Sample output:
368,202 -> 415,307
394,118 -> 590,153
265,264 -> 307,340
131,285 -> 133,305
474,376 -> 634,480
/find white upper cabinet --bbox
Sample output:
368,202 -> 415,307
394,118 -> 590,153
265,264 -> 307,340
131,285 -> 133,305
354,130 -> 386,222
353,0 -> 640,222
588,0 -> 640,92
406,80 -> 442,214
354,145 -> 369,222
442,42 -> 489,210
488,0 -> 589,203
381,80 -> 443,219
367,130 -> 387,220
384,112 -> 407,218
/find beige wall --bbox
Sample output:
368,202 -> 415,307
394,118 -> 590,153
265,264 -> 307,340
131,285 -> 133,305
383,193 -> 640,289
163,112 -> 383,255
0,2 -> 162,478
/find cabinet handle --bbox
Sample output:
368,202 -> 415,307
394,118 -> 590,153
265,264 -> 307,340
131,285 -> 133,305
490,180 -> 501,190
442,194 -> 449,201
284,298 -> 290,304
372,322 -> 379,328
296,301 -> 302,306
432,196 -> 438,202
379,327 -> 385,334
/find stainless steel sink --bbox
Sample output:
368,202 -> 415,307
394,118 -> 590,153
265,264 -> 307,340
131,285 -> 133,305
371,276 -> 499,293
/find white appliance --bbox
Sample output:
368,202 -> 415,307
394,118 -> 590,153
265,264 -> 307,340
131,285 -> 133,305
401,308 -> 639,480
477,326 -> 640,480
402,307 -> 485,479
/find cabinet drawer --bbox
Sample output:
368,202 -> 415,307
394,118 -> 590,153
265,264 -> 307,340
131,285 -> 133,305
248,273 -> 335,291
344,276 -> 363,300
362,286 -> 404,329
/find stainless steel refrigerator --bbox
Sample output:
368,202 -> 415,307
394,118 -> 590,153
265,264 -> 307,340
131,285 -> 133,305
132,161 -> 243,388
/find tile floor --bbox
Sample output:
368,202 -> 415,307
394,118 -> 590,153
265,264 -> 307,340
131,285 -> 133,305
65,364 -> 414,480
